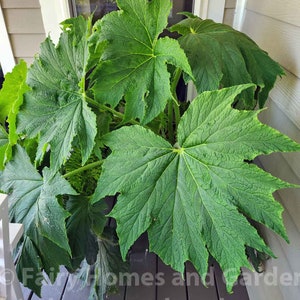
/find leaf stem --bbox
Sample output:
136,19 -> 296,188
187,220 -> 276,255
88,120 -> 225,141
63,160 -> 104,179
173,101 -> 181,128
84,95 -> 140,126
171,68 -> 182,128
168,68 -> 183,142
171,68 -> 182,99
168,100 -> 174,144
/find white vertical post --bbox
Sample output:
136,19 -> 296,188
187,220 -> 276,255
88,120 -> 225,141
193,0 -> 209,19
0,194 -> 24,300
39,0 -> 71,44
0,4 -> 15,74
207,0 -> 226,22
194,0 -> 226,22
233,0 -> 247,31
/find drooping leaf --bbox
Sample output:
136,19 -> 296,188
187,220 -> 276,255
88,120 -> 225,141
93,84 -> 300,291
0,145 -> 77,293
16,236 -> 43,296
91,0 -> 193,124
76,227 -> 128,300
0,61 -> 30,164
170,16 -> 284,109
65,195 -> 107,269
17,16 -> 97,173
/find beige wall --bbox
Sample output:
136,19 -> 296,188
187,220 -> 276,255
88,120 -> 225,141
223,0 -> 236,26
240,1 -> 300,299
0,0 -> 45,65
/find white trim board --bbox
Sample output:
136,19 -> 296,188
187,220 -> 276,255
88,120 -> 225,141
0,4 -> 15,74
39,0 -> 71,44
233,0 -> 247,30
193,0 -> 226,22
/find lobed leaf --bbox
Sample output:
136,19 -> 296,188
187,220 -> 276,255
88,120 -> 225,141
17,16 -> 97,173
93,85 -> 300,291
170,16 -> 284,109
91,0 -> 193,124
0,145 -> 77,294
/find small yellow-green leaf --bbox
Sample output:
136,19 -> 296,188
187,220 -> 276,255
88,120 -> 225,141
0,60 -> 30,164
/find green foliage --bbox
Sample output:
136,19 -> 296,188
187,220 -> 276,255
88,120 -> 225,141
91,0 -> 193,124
170,15 -> 285,109
66,195 -> 107,269
76,227 -> 128,300
65,149 -> 102,194
0,146 -> 76,295
17,16 -> 97,173
0,61 -> 30,167
94,85 -> 300,290
0,0 -> 298,299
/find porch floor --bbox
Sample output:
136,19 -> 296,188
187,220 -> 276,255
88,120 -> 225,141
21,240 -> 250,300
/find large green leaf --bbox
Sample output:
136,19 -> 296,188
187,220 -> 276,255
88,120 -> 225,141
93,85 -> 300,291
76,227 -> 129,300
0,145 -> 77,294
66,195 -> 107,269
17,16 -> 97,172
0,61 -> 30,165
170,16 -> 284,109
91,0 -> 193,124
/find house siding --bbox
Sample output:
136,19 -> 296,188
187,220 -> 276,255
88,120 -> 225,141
0,0 -> 45,65
240,1 -> 300,299
223,0 -> 236,26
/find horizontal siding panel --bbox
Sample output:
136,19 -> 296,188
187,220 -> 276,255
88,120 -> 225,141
270,193 -> 300,276
241,2 -> 300,300
225,0 -> 236,9
242,10 -> 300,79
259,98 -> 300,180
269,70 -> 300,131
277,198 -> 300,277
10,34 -> 45,57
243,267 -> 283,300
3,8 -> 44,33
251,226 -> 300,300
1,0 -> 40,8
258,205 -> 300,299
223,9 -> 235,26
243,189 -> 300,300
16,57 -> 35,65
261,94 -> 300,141
258,152 -> 300,233
247,0 -> 300,27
